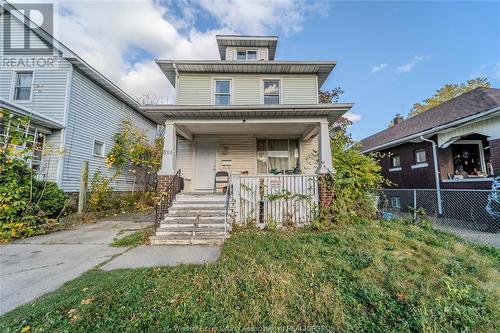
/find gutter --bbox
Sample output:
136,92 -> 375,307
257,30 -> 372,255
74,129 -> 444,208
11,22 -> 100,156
361,105 -> 500,153
420,136 -> 443,214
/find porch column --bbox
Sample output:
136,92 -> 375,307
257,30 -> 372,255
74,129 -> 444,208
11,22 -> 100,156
159,121 -> 177,175
316,120 -> 334,174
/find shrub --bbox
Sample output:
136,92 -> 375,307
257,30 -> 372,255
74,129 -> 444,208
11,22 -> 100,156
0,110 -> 67,242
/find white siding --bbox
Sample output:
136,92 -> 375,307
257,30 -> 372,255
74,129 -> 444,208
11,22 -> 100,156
283,76 -> 318,104
62,69 -> 157,192
177,75 -> 212,105
438,115 -> 500,146
177,137 -> 193,190
215,135 -> 256,174
300,135 -> 318,174
177,74 -> 318,105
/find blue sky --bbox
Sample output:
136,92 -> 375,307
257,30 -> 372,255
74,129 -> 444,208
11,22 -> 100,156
287,1 -> 500,140
55,0 -> 500,140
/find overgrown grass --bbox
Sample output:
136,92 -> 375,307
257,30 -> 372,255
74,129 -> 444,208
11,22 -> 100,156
111,227 -> 153,247
1,220 -> 499,332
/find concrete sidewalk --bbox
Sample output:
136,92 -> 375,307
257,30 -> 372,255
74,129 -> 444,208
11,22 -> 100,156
0,213 -> 153,315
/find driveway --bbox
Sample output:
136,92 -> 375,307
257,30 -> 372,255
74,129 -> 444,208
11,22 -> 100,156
0,213 -> 153,315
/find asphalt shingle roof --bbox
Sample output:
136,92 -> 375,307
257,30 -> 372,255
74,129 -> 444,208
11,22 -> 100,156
359,87 -> 500,152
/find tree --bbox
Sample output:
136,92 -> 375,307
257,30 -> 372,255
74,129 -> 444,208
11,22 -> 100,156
319,87 -> 344,103
408,77 -> 490,118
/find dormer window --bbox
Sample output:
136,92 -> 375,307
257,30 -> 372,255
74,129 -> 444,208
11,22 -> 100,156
236,50 -> 257,61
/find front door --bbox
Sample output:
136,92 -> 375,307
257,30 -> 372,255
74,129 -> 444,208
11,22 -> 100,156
195,141 -> 217,190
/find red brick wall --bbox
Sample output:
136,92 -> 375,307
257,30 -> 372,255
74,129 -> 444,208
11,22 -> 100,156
318,174 -> 334,208
490,138 -> 500,176
441,180 -> 493,190
156,175 -> 174,194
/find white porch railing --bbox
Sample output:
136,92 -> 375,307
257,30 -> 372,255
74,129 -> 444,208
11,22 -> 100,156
232,174 -> 319,227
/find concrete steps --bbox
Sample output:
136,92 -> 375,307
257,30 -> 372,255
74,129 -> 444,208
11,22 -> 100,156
150,192 -> 229,246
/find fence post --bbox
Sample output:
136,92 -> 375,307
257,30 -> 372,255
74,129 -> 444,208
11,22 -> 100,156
78,160 -> 89,213
413,189 -> 417,221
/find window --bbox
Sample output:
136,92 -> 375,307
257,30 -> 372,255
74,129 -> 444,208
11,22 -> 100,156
450,141 -> 487,177
414,149 -> 426,164
391,197 -> 401,209
214,80 -> 231,105
237,50 -> 246,60
263,80 -> 280,104
391,154 -> 401,168
93,140 -> 104,157
13,71 -> 33,101
236,50 -> 257,60
246,50 -> 257,60
257,139 -> 299,174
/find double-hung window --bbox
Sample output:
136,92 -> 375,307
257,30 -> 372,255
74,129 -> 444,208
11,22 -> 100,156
13,71 -> 33,101
391,154 -> 401,168
214,80 -> 231,105
263,80 -> 280,105
414,149 -> 426,164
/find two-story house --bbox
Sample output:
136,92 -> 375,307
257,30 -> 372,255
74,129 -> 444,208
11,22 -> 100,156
1,2 -> 157,193
143,35 -> 353,244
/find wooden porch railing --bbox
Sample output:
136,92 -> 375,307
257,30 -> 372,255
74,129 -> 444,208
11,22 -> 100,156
233,174 -> 319,227
155,169 -> 182,228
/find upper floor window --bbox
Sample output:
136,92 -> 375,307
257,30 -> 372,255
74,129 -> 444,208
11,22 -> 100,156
214,80 -> 231,105
13,71 -> 33,101
236,50 -> 257,60
414,149 -> 426,164
391,154 -> 401,168
93,140 -> 105,157
263,80 -> 280,104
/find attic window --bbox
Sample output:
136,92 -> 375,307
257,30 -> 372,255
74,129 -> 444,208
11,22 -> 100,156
13,71 -> 33,101
236,50 -> 257,60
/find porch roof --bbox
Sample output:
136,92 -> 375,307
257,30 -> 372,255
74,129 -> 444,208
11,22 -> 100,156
155,60 -> 336,88
0,97 -> 64,132
141,103 -> 353,124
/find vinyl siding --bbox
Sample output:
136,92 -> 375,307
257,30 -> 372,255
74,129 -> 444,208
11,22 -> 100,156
177,74 -> 318,105
176,135 -> 318,189
300,135 -> 319,174
0,13 -> 71,123
62,68 -> 157,192
437,115 -> 500,146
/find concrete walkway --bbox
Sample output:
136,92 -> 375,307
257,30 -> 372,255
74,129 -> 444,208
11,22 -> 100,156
0,212 -> 220,315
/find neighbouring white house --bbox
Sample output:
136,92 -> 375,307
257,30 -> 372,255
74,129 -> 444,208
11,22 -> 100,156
143,35 -> 353,244
0,2 -> 158,192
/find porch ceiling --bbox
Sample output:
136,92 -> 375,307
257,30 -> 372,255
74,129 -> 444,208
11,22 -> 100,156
176,122 -> 313,136
142,103 -> 353,125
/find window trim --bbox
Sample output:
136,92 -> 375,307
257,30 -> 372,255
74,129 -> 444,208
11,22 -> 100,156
450,140 -> 487,174
261,78 -> 282,105
92,139 -> 105,158
213,78 -> 232,105
414,148 -> 427,164
256,138 -> 300,174
391,154 -> 401,168
12,70 -> 34,102
236,49 -> 258,60
391,197 -> 401,209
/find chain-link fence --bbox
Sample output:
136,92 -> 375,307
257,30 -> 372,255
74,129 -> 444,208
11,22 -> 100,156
374,188 -> 500,248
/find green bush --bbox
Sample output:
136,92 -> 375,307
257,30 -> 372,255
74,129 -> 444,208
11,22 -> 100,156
34,181 -> 66,217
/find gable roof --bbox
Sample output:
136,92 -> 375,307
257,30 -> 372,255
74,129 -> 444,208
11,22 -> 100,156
216,35 -> 278,60
2,2 -> 155,123
360,87 -> 500,152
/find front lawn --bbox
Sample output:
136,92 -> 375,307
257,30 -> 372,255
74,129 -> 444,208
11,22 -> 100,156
1,220 -> 499,332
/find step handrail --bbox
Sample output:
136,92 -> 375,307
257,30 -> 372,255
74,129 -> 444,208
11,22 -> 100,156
223,175 -> 232,237
155,169 -> 182,228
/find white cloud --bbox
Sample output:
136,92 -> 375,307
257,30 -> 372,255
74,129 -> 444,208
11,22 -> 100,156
345,111 -> 362,123
32,0 -> 325,103
396,55 -> 430,73
371,63 -> 388,73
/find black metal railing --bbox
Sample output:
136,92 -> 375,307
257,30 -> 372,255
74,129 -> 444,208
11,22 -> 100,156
155,169 -> 182,228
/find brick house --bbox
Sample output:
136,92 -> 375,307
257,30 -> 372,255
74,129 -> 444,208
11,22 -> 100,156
360,87 -> 500,191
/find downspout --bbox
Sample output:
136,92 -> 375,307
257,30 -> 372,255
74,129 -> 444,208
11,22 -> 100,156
420,136 -> 443,214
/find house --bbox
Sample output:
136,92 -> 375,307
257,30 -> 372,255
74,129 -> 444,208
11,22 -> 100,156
360,87 -> 500,191
142,35 -> 353,244
0,2 -> 157,193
